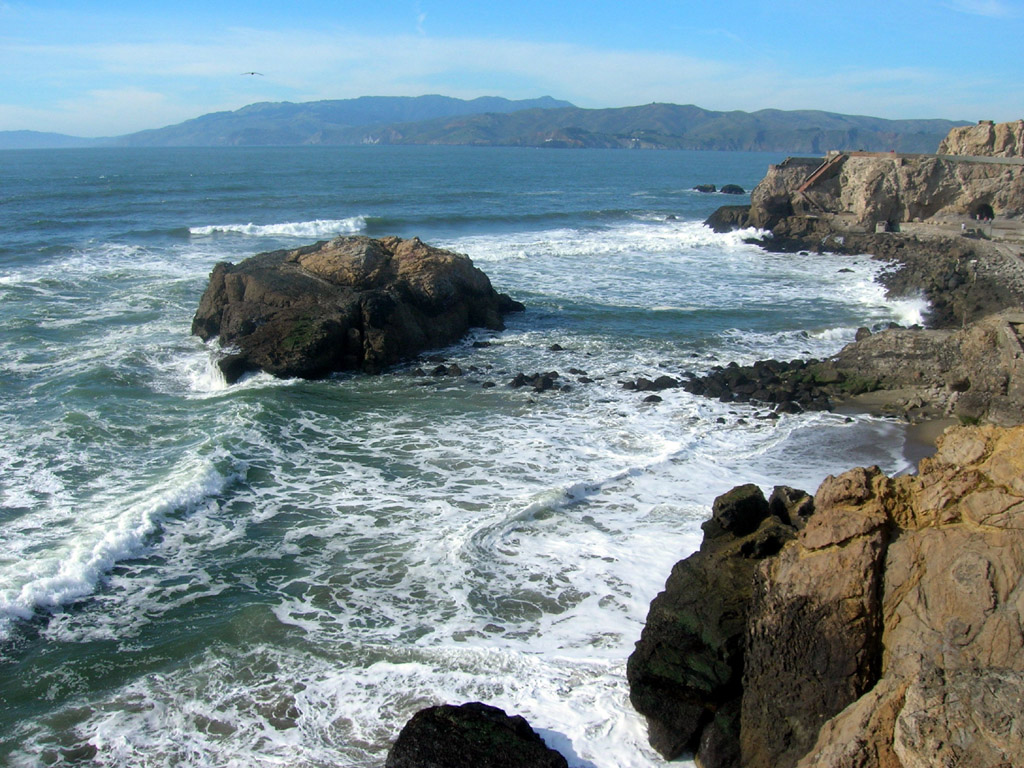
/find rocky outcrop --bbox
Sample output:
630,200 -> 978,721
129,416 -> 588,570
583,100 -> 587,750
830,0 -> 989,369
385,702 -> 568,768
700,141 -> 1024,427
831,310 -> 1024,426
630,424 -> 1024,768
742,466 -> 891,768
749,151 -> 1024,232
938,119 -> 1024,158
627,484 -> 811,765
796,424 -> 1024,768
192,235 -> 523,382
705,205 -> 752,233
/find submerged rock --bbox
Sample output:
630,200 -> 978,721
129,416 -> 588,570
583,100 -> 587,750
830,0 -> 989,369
192,235 -> 523,383
385,702 -> 568,768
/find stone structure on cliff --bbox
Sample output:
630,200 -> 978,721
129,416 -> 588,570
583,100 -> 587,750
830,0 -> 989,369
630,424 -> 1024,768
939,119 -> 1024,158
192,235 -> 523,383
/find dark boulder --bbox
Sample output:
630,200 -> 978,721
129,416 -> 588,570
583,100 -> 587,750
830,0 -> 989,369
704,205 -> 752,233
627,484 -> 807,765
720,184 -> 746,195
510,371 -> 561,392
680,358 -> 848,412
192,235 -> 524,383
694,184 -> 717,193
385,702 -> 568,768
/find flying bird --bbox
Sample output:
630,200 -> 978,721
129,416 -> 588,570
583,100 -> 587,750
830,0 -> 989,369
241,71 -> 264,76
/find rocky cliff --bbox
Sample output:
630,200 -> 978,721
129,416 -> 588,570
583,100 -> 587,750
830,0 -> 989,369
706,129 -> 1024,427
832,310 -> 1024,426
938,119 -> 1024,158
630,424 -> 1024,768
192,235 -> 522,382
747,151 -> 1024,232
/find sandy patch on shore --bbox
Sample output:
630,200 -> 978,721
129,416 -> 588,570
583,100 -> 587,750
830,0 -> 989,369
836,389 -> 958,469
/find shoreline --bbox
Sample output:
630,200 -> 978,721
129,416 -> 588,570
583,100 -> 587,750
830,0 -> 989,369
835,392 -> 957,468
705,204 -> 1024,431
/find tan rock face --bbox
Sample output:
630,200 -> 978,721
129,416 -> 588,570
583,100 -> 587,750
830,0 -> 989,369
938,120 -> 1024,158
741,468 -> 889,768
632,425 -> 1024,768
750,149 -> 1024,231
832,311 -> 1024,427
789,424 -> 1024,768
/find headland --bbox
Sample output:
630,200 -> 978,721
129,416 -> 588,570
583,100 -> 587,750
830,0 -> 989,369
626,120 -> 1024,768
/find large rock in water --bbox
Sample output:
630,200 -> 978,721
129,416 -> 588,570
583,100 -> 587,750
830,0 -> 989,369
385,702 -> 568,768
192,235 -> 523,382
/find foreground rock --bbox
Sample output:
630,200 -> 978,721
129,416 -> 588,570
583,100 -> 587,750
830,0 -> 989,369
192,235 -> 523,382
627,484 -> 811,764
385,702 -> 568,768
630,424 -> 1024,767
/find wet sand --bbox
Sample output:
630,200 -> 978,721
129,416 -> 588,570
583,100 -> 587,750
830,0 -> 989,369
837,389 -> 958,470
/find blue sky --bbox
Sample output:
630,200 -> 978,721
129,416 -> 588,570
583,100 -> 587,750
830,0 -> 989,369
1,0 -> 1021,136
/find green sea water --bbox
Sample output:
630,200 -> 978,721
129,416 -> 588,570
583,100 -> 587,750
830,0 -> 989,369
0,146 -> 924,767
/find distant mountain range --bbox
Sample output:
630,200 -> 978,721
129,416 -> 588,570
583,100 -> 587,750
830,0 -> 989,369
0,94 -> 968,153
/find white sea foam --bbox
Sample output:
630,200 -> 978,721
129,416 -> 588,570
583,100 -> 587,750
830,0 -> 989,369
1,209 -> 923,767
0,455 -> 243,640
4,378 -> 906,766
189,216 -> 367,239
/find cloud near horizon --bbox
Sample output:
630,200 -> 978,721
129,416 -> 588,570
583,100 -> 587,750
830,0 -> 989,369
0,9 -> 1019,137
944,0 -> 1019,16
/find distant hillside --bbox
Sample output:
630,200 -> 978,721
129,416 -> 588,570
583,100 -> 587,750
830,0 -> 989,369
117,95 -> 574,147
0,130 -> 109,150
356,103 -> 967,153
2,96 -> 969,153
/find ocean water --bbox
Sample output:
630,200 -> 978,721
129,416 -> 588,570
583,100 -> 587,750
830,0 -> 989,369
0,146 -> 925,767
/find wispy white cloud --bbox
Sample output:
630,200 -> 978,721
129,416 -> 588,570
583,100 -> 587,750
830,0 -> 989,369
944,0 -> 1019,17
414,1 -> 427,35
0,23 -> 1015,135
